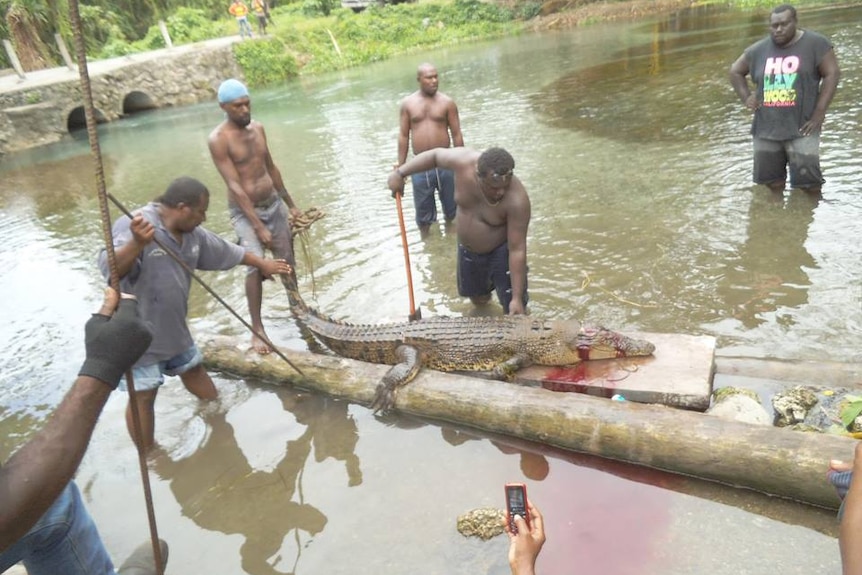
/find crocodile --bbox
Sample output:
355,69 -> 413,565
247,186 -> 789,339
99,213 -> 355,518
285,279 -> 656,412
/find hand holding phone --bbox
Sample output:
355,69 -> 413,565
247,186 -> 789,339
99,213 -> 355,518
505,483 -> 530,534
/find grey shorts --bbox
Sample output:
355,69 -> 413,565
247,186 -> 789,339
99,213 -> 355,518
752,135 -> 824,190
230,197 -> 295,274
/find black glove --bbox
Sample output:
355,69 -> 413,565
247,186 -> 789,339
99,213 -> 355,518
78,298 -> 153,388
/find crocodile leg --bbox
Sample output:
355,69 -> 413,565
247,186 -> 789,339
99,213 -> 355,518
490,354 -> 531,381
370,345 -> 422,413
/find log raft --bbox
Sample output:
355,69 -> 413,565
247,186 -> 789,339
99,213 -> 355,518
201,335 -> 856,510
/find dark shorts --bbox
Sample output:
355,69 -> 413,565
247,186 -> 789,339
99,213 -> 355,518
752,135 -> 824,190
457,242 -> 528,314
411,168 -> 456,227
230,196 -> 296,275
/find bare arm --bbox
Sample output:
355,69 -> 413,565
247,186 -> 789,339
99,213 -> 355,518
0,376 -> 111,550
111,215 -> 155,278
506,183 -> 531,315
448,100 -> 464,147
208,130 -> 267,236
0,290 -> 151,552
803,49 -> 840,136
240,251 -> 293,278
388,147 -> 474,196
397,103 -> 410,166
729,53 -> 758,111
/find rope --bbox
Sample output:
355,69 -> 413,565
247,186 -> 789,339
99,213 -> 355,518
66,1 -> 164,573
289,206 -> 325,298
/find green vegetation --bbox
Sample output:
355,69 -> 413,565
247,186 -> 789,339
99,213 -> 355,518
1,0 -> 860,80
265,0 -> 518,78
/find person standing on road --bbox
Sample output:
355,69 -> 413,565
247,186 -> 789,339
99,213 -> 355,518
209,78 -> 303,355
229,0 -> 254,39
252,0 -> 268,35
397,62 -> 464,234
388,147 -> 530,315
728,3 -> 840,195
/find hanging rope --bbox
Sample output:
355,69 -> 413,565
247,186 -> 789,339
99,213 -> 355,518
66,1 -> 164,573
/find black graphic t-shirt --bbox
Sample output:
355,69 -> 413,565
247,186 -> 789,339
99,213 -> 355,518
744,30 -> 834,140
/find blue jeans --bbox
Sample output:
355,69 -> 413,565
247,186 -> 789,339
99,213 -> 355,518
0,482 -> 114,575
411,168 -> 456,227
236,16 -> 253,38
120,345 -> 203,392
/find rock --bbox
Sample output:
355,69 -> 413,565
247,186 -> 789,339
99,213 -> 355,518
772,386 -> 819,427
707,387 -> 771,426
456,507 -> 506,540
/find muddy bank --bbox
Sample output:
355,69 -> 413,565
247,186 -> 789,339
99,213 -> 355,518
524,0 -> 862,31
525,0 -> 700,31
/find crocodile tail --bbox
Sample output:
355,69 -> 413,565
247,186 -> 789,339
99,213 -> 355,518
282,272 -> 346,326
283,271 -> 308,312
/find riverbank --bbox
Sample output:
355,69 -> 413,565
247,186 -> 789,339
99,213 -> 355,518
526,0 -> 700,31
526,0 -> 862,31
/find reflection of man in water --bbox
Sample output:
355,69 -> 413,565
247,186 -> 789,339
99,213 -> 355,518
153,392 -> 361,575
440,427 -> 549,481
718,189 -> 818,329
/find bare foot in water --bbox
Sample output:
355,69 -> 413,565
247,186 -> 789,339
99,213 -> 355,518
252,332 -> 273,355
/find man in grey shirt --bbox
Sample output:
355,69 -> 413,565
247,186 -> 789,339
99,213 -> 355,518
99,176 -> 292,452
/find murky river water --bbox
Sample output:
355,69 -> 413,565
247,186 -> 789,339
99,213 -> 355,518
2,4 -> 861,574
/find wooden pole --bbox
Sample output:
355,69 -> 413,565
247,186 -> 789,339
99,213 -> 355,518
158,21 -> 173,50
2,40 -> 26,80
54,33 -> 75,71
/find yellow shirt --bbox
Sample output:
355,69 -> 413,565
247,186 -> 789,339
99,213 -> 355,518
229,2 -> 249,18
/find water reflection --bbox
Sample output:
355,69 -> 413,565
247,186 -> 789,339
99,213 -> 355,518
718,189 -> 818,329
441,426 -> 550,481
152,391 -> 361,575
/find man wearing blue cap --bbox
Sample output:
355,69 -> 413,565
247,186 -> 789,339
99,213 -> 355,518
209,78 -> 303,355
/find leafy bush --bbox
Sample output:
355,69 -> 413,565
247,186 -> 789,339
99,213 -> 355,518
166,7 -> 223,43
516,1 -> 542,20
234,38 -> 300,87
79,4 -> 132,56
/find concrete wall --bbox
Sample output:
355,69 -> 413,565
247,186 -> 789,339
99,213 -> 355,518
0,42 -> 243,156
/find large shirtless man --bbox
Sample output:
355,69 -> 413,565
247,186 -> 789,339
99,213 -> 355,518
209,78 -> 302,354
388,147 -> 530,315
397,63 -> 464,233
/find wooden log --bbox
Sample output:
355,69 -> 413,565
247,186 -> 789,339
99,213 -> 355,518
716,356 -> 862,388
202,337 -> 856,509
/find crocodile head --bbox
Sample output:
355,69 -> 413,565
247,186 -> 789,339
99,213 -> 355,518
575,326 -> 656,360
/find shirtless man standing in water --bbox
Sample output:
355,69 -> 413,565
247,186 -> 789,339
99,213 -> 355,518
397,63 -> 464,233
388,147 -> 530,315
209,78 -> 303,354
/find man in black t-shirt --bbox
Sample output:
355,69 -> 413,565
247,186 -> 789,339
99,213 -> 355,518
728,4 -> 840,195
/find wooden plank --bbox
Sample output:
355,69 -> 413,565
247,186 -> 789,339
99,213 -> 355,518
201,337 -> 853,509
513,333 -> 716,411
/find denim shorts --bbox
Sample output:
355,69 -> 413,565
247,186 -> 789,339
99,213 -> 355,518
0,482 -> 114,575
119,345 -> 203,392
411,168 -> 456,226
